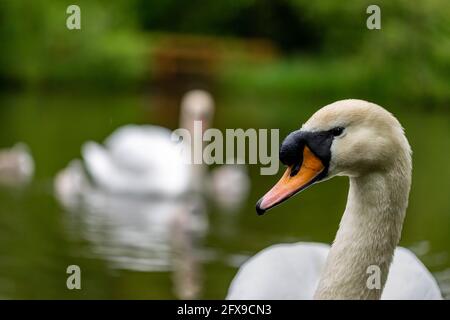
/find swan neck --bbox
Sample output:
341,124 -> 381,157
314,159 -> 411,299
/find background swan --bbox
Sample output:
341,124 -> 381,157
55,90 -> 214,201
55,89 -> 250,210
0,143 -> 34,187
209,163 -> 250,213
178,90 -> 251,206
227,99 -> 442,300
76,89 -> 215,197
82,125 -> 190,197
54,91 -> 212,299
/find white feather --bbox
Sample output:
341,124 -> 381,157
227,243 -> 442,300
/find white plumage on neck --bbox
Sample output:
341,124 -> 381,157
315,171 -> 410,299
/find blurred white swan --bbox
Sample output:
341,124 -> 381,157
178,89 -> 250,206
54,90 -> 208,202
0,143 -> 34,187
82,125 -> 190,197
55,90 -> 250,211
209,163 -> 250,213
182,91 -> 250,212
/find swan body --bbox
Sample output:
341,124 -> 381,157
227,99 -> 442,300
0,143 -> 34,187
82,125 -> 190,197
227,243 -> 442,299
54,159 -> 89,209
55,89 -> 250,212
54,90 -> 211,200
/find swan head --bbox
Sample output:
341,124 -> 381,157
180,90 -> 215,132
256,99 -> 411,215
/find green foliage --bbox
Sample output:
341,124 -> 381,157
0,0 -> 147,89
219,0 -> 450,106
0,0 -> 448,104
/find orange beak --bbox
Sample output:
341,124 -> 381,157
256,146 -> 325,215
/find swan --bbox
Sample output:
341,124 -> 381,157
55,90 -> 214,200
55,90 -> 250,211
0,143 -> 34,187
82,125 -> 191,196
227,99 -> 442,300
178,90 -> 251,207
209,163 -> 250,213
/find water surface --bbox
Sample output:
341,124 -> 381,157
0,92 -> 448,299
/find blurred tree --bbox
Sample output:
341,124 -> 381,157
136,0 -> 322,52
0,0 -> 448,105
0,0 -> 147,90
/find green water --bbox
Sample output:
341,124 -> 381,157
0,92 -> 449,299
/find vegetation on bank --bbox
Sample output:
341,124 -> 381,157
0,0 -> 448,107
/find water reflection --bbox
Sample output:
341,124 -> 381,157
58,186 -> 208,298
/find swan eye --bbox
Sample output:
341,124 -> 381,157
330,127 -> 344,136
